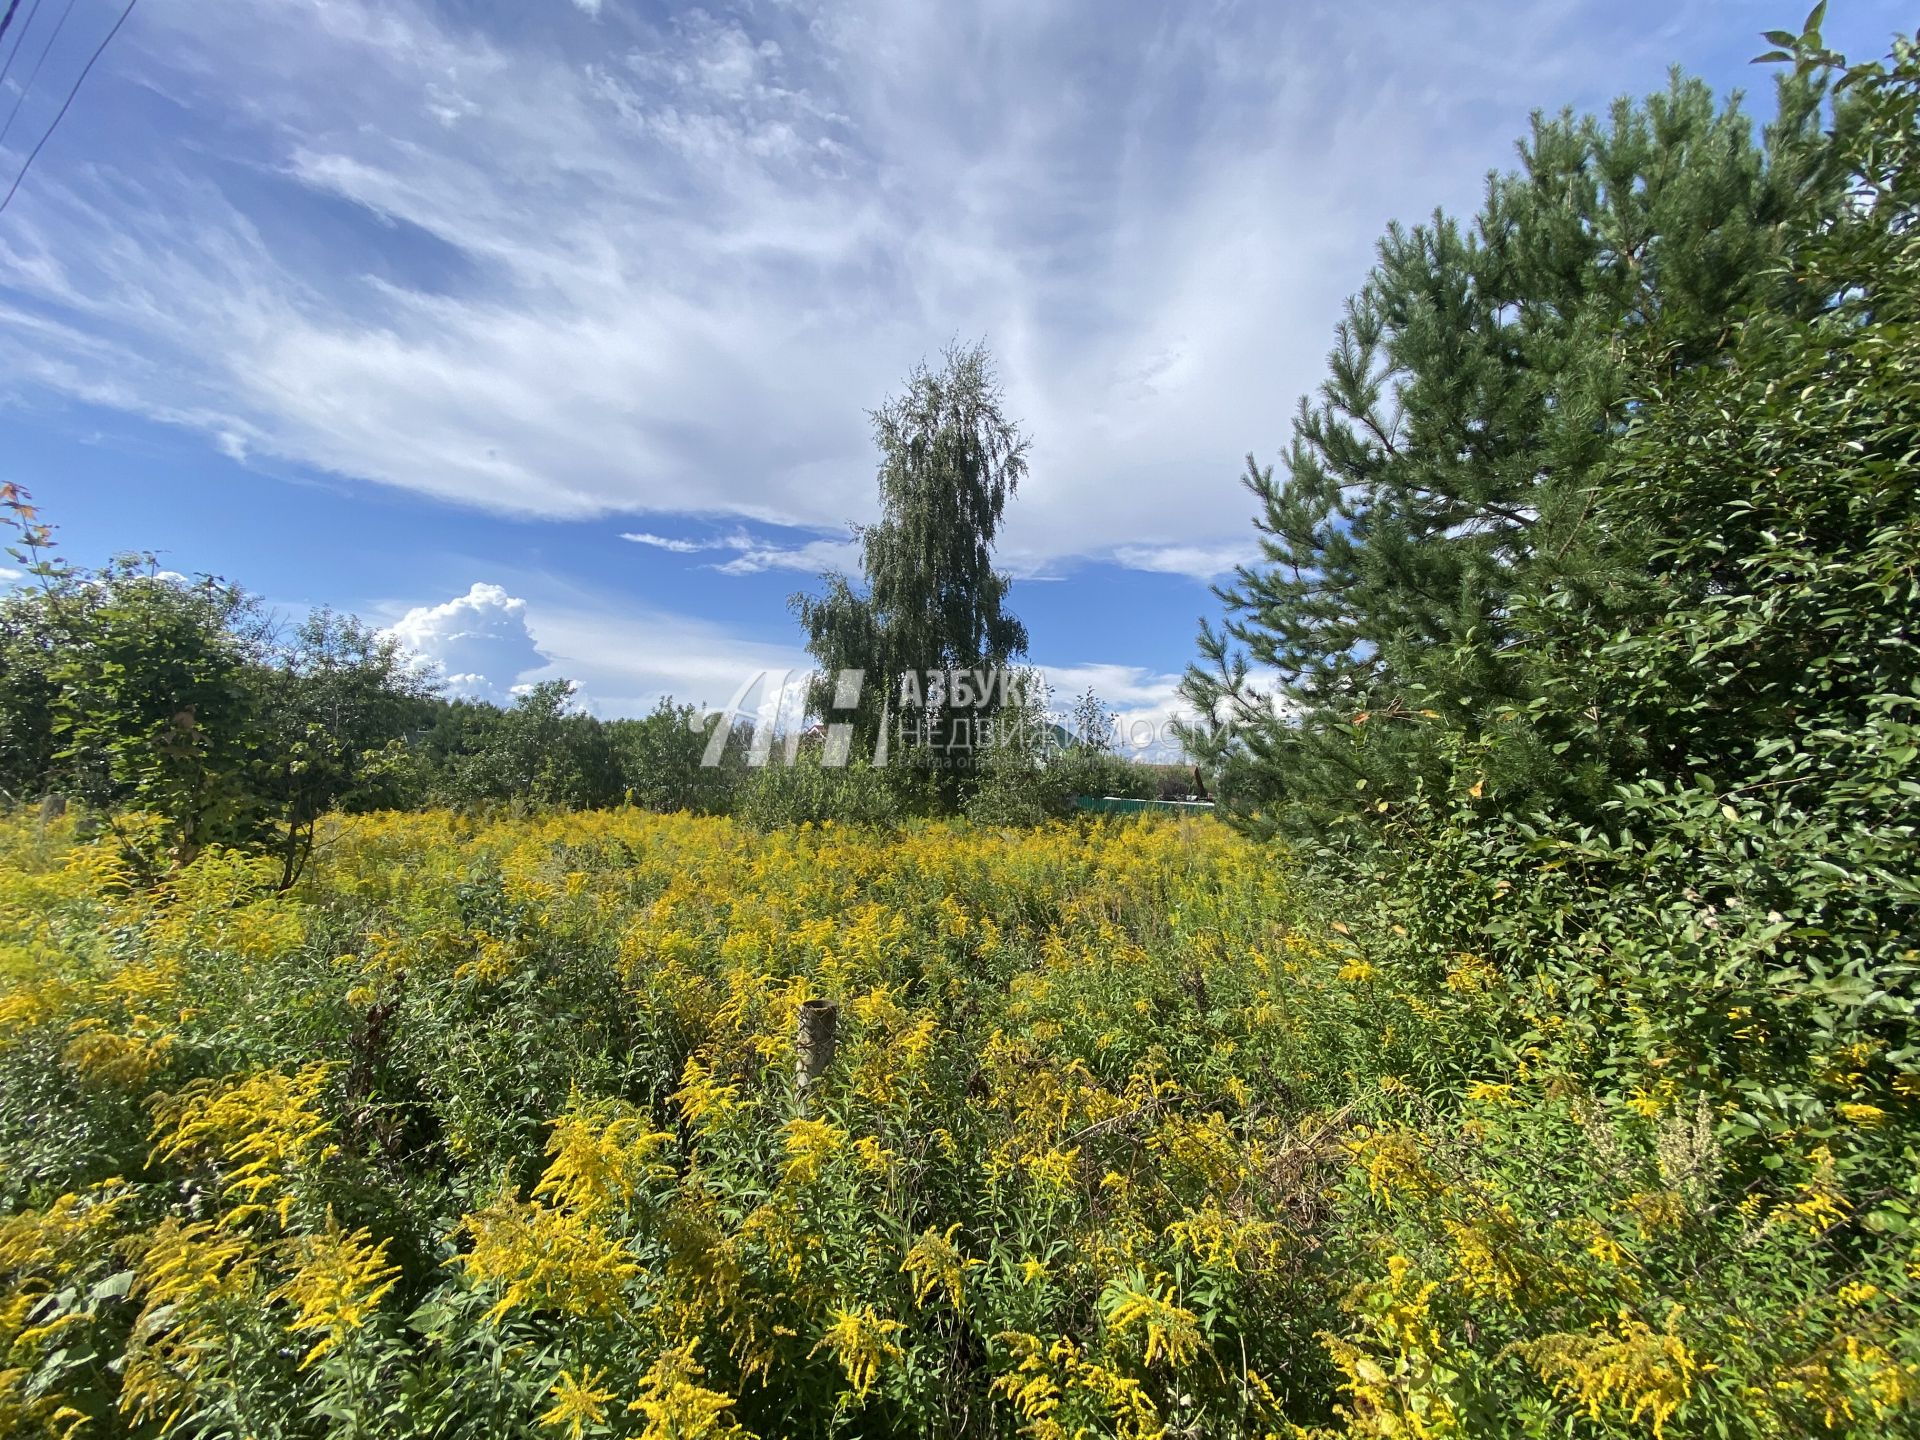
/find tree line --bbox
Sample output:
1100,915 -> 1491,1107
0,378 -> 1160,878
0,519 -> 748,886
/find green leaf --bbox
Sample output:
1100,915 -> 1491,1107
88,1271 -> 135,1304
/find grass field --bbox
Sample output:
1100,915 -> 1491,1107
1,810 -> 1912,1438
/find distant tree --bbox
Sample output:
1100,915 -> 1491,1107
965,669 -> 1061,826
248,608 -> 437,888
609,698 -> 739,815
0,486 -> 66,800
445,681 -> 622,812
792,340 -> 1031,806
41,557 -> 261,867
1067,687 -> 1114,754
0,490 -> 434,872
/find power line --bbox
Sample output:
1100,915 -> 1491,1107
0,0 -> 136,218
0,0 -> 23,46
0,0 -> 45,93
0,0 -> 81,154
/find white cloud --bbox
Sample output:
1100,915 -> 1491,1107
0,0 -> 1708,575
622,526 -> 862,576
621,531 -> 704,553
521,601 -> 816,718
384,582 -> 546,704
1108,542 -> 1262,582
1038,662 -> 1193,759
710,533 -> 861,576
571,0 -> 603,15
380,579 -> 819,717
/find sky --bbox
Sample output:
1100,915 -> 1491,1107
0,0 -> 1908,745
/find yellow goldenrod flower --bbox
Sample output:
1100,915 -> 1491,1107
779,1117 -> 847,1187
455,1190 -> 640,1323
813,1305 -> 904,1401
149,1064 -> 339,1228
542,1365 -> 616,1440
902,1223 -> 982,1309
1518,1307 -> 1712,1439
1102,1273 -> 1201,1369
270,1214 -> 401,1365
626,1341 -> 750,1440
536,1090 -> 676,1216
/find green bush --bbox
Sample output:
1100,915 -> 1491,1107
735,754 -> 920,829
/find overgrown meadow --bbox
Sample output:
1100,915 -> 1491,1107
2,808 -> 1913,1438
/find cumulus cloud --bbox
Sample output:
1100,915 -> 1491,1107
384,582 -> 547,704
379,579 -> 821,717
0,0 -> 1701,575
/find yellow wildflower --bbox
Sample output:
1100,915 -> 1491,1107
455,1190 -> 640,1322
270,1214 -> 401,1365
536,1091 -> 676,1216
902,1224 -> 982,1309
1518,1306 -> 1711,1439
1102,1273 -> 1201,1369
780,1117 -> 847,1187
542,1365 -> 616,1440
626,1341 -> 750,1440
673,1056 -> 741,1132
814,1305 -> 904,1400
149,1064 -> 338,1228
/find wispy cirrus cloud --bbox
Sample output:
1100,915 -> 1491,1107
1109,542 -> 1262,582
620,532 -> 705,554
621,526 -> 862,575
0,0 -> 1787,577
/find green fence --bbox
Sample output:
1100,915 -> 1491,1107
1070,795 -> 1217,816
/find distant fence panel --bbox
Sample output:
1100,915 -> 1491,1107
1070,795 -> 1217,817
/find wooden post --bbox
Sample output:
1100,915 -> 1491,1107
795,998 -> 838,1111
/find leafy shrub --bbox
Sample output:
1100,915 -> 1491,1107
734,755 -> 921,829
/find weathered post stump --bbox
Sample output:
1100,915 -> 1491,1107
795,998 -> 839,1111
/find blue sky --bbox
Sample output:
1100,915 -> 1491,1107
1,0 -> 1908,737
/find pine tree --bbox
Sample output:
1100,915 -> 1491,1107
1182,65 -> 1845,837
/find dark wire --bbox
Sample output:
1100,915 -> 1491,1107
0,0 -> 137,218
0,0 -> 82,153
0,0 -> 45,94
